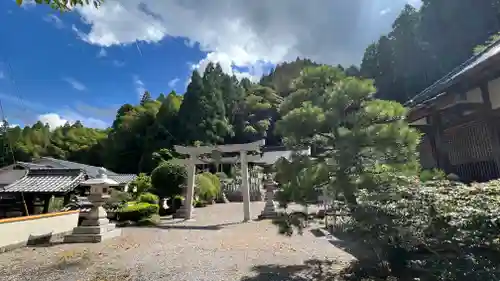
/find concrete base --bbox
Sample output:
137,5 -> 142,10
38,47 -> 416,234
64,228 -> 122,243
64,204 -> 122,243
258,211 -> 278,220
173,205 -> 194,219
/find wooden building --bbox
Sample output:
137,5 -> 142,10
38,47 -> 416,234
0,159 -> 136,218
407,41 -> 500,182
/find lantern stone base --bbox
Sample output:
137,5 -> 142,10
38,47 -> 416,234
258,200 -> 278,219
64,206 -> 122,243
64,228 -> 122,243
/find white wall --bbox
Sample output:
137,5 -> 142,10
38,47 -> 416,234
0,211 -> 79,251
465,87 -> 483,103
489,77 -> 500,109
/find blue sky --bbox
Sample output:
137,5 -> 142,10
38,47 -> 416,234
0,0 -> 419,129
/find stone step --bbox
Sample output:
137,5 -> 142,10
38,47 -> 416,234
64,229 -> 122,243
71,224 -> 117,235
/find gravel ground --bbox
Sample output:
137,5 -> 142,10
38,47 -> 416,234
0,202 -> 355,281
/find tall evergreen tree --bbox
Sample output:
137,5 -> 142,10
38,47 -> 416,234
177,64 -> 231,145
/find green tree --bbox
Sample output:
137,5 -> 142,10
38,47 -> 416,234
274,153 -> 328,208
177,64 -> 232,145
128,173 -> 152,198
150,162 -> 187,200
16,0 -> 102,11
275,65 -> 420,207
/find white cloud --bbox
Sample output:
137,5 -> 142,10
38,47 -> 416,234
38,113 -> 68,129
63,77 -> 86,91
73,0 -> 422,79
97,48 -> 107,57
168,77 -> 180,88
43,14 -> 65,29
38,112 -> 108,130
133,75 -> 145,98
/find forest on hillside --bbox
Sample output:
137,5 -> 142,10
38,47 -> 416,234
2,0 -> 500,174
360,1 -> 500,102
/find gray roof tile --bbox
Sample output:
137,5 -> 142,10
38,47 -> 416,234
33,157 -> 118,178
108,174 -> 137,184
0,170 -> 27,187
0,168 -> 85,193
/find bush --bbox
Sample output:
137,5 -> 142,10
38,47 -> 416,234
194,198 -> 207,208
138,192 -> 159,204
128,173 -> 152,197
104,189 -> 132,210
419,168 -> 446,182
345,177 -> 500,280
195,172 -> 220,201
151,161 -> 187,199
116,202 -> 159,222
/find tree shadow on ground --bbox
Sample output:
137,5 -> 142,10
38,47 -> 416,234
239,259 -> 344,281
153,221 -> 244,230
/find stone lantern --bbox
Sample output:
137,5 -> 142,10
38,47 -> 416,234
65,167 -> 122,243
258,174 -> 278,219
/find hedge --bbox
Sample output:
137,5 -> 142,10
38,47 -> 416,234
116,202 -> 159,222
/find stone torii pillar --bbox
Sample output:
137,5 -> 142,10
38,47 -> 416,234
173,140 -> 265,222
173,153 -> 197,220
240,150 -> 251,221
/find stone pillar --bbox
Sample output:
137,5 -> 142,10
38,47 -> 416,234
175,154 -> 196,220
240,151 -> 251,221
259,176 -> 278,219
64,168 -> 121,243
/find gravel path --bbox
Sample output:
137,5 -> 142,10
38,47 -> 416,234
0,202 -> 354,281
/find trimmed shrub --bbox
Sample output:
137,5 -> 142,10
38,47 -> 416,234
138,192 -> 159,204
116,202 -> 159,222
104,189 -> 132,210
151,161 -> 187,199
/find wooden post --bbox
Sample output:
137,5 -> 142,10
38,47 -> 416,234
430,108 -> 451,173
21,192 -> 29,216
42,195 -> 52,214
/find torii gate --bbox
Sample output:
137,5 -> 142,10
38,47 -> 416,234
172,139 -> 265,221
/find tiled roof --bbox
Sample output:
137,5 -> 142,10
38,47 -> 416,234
24,158 -> 136,184
0,168 -> 85,193
255,147 -> 311,165
0,170 -> 27,187
406,39 -> 500,107
108,174 -> 137,185
33,157 -> 119,178
16,161 -> 50,169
